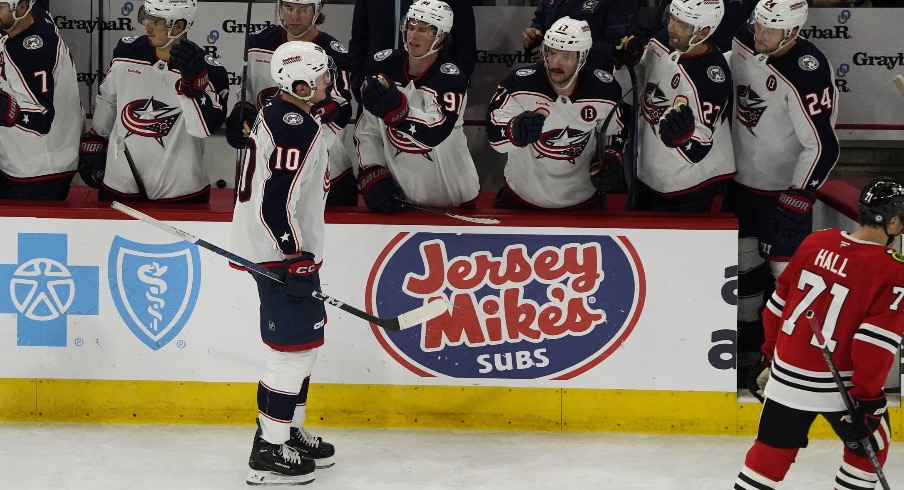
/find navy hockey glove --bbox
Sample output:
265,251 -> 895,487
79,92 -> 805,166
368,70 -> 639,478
169,40 -> 210,99
77,130 -> 108,189
360,74 -> 408,126
658,103 -> 695,148
771,189 -> 815,244
0,89 -> 20,127
606,24 -> 643,67
590,149 -> 624,193
312,93 -> 342,126
745,354 -> 771,403
282,252 -> 321,301
358,165 -> 403,213
225,101 -> 258,149
507,110 -> 547,147
837,396 -> 887,442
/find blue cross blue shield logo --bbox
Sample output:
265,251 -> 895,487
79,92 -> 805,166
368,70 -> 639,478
0,234 -> 99,347
108,237 -> 201,350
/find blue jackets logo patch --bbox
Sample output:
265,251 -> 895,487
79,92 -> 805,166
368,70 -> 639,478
108,237 -> 201,350
367,233 -> 646,379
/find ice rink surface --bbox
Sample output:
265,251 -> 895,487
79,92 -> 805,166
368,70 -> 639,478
1,423 -> 901,489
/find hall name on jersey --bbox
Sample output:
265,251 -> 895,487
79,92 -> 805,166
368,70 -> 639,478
814,249 -> 848,278
54,16 -> 133,33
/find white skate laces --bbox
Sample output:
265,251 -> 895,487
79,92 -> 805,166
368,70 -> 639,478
279,444 -> 302,464
296,427 -> 321,447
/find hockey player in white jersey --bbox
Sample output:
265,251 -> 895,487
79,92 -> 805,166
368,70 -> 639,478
625,0 -> 735,212
487,16 -> 624,210
82,0 -> 228,203
224,0 -> 354,206
0,0 -> 82,200
231,42 -> 337,485
725,0 -> 839,372
355,0 -> 479,213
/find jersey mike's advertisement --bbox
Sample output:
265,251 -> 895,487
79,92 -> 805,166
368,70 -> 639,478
0,216 -> 735,393
367,232 -> 644,380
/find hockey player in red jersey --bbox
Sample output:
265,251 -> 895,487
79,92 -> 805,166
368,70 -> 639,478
231,42 -> 337,485
736,177 -> 904,490
355,0 -> 479,213
487,16 -> 624,210
725,0 -> 840,386
224,0 -> 355,206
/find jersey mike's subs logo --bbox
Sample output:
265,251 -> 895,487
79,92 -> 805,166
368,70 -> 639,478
367,233 -> 645,379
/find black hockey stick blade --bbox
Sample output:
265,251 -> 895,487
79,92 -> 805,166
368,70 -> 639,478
117,137 -> 148,200
805,311 -> 891,490
394,197 -> 500,225
110,201 -> 449,331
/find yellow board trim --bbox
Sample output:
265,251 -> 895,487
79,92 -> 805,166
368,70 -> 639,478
0,378 -> 899,438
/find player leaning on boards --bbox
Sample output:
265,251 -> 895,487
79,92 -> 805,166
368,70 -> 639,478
736,177 -> 904,490
79,0 -> 228,203
724,0 -> 840,376
224,0 -> 355,206
355,0 -> 478,213
486,17 -> 625,210
0,0 -> 82,200
230,41 -> 338,486
619,0 -> 735,212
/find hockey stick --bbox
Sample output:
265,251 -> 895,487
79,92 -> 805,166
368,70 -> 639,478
894,75 -> 904,98
595,84 -> 637,208
110,201 -> 448,331
116,137 -> 148,200
805,311 -> 891,490
394,197 -> 500,225
234,0 -> 253,203
626,64 -> 640,210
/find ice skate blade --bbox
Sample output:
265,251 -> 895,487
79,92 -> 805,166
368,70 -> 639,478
246,469 -> 314,486
312,456 -> 334,469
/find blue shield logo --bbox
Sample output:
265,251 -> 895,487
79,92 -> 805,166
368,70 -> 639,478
108,237 -> 201,350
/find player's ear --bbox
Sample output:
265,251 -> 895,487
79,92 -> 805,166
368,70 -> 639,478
172,19 -> 187,36
786,26 -> 799,41
695,27 -> 711,43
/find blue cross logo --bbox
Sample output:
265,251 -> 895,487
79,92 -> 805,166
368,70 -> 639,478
0,233 -> 99,347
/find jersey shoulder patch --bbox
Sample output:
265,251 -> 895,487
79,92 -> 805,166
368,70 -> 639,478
374,49 -> 393,62
440,63 -> 460,75
22,35 -> 43,50
283,112 -> 304,126
798,54 -> 819,72
707,65 -> 726,83
886,249 -> 904,264
515,68 -> 536,77
121,35 -> 139,44
330,40 -> 348,54
593,69 -> 614,83
205,54 -> 222,67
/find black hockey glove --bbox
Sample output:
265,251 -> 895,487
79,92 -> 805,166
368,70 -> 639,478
360,74 -> 408,126
358,165 -> 403,213
169,40 -> 210,99
282,252 -> 321,301
312,93 -> 342,126
771,189 -> 815,244
507,110 -> 547,147
0,89 -> 20,127
77,130 -> 108,189
658,104 -> 695,148
606,24 -> 643,67
745,354 -> 771,403
837,396 -> 887,442
590,149 -> 624,194
225,101 -> 258,149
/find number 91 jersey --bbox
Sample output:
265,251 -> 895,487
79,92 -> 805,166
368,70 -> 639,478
762,229 -> 904,412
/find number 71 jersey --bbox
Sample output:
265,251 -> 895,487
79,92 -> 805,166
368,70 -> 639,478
763,229 -> 904,412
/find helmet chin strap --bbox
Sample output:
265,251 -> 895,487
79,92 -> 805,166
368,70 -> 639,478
406,36 -> 442,60
160,26 -> 187,50
669,27 -> 708,63
544,50 -> 586,91
6,2 -> 33,30
282,4 -> 320,40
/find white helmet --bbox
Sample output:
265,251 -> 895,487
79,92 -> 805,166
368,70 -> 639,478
402,0 -> 454,59
670,0 -> 724,35
139,0 -> 197,48
542,17 -> 591,90
754,0 -> 808,33
271,41 -> 333,103
0,0 -> 36,26
277,0 -> 322,39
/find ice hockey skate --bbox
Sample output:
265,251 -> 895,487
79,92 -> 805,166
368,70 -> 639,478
287,426 -> 335,469
247,428 -> 315,486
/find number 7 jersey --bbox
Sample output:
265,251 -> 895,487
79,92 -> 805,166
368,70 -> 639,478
762,229 -> 904,412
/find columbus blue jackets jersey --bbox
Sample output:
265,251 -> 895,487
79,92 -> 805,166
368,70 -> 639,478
0,12 -> 82,180
243,27 -> 353,188
231,97 -> 330,265
730,30 -> 839,193
93,35 -> 228,200
632,31 -> 735,194
355,49 -> 479,208
486,63 -> 623,209
763,229 -> 904,411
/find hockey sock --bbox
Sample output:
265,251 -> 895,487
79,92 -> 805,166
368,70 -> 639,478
258,349 -> 317,444
742,440 -> 798,483
291,376 -> 312,429
734,466 -> 779,490
834,461 -> 879,490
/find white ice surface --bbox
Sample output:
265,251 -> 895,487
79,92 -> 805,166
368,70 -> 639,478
0,423 -> 901,489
